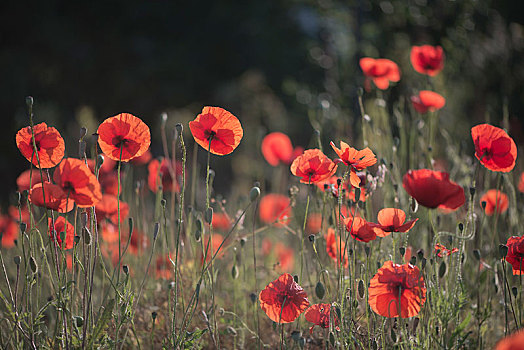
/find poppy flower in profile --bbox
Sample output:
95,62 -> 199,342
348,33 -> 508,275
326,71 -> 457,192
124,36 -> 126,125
368,261 -> 426,318
16,169 -> 44,192
211,212 -> 232,232
0,215 -> 18,248
147,159 -> 182,193
53,158 -> 102,208
261,132 -> 303,166
479,189 -> 508,216
434,243 -> 458,258
410,45 -> 444,76
411,91 -> 446,113
189,106 -> 243,156
95,194 -> 130,224
326,228 -> 348,268
359,58 -> 401,90
495,329 -> 524,350
259,194 -> 291,226
291,149 -> 337,184
331,141 -> 377,188
274,243 -> 295,271
471,124 -> 517,172
304,303 -> 340,334
29,181 -> 75,213
259,273 -> 309,324
505,235 -> 524,275
97,113 -> 151,162
345,216 -> 376,243
16,122 -> 65,168
403,169 -> 465,211
370,208 -> 418,238
155,255 -> 173,279
48,216 -> 75,250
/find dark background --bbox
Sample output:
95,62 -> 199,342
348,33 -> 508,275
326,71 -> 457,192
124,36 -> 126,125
2,0 -> 523,207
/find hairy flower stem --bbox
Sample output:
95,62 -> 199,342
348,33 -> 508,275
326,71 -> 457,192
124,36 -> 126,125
251,195 -> 261,349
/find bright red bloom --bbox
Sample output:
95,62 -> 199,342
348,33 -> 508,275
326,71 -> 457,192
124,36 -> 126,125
275,243 -> 295,271
155,255 -> 173,279
147,158 -> 182,193
345,216 -> 376,243
410,45 -> 444,76
403,169 -> 465,211
368,261 -> 426,318
211,212 -> 232,232
53,158 -> 102,208
506,236 -> 524,275
495,329 -> 524,350
411,91 -> 445,113
291,149 -> 337,184
471,124 -> 517,172
0,215 -> 18,248
16,122 -> 65,168
480,189 -> 508,216
259,273 -> 309,324
189,106 -> 243,156
97,113 -> 151,162
259,194 -> 291,226
434,244 -> 458,258
359,58 -> 401,90
29,181 -> 75,213
304,303 -> 340,334
95,194 -> 129,224
326,228 -> 348,268
261,132 -> 302,166
16,169 -> 44,192
48,216 -> 75,250
370,208 -> 418,238
331,141 -> 377,188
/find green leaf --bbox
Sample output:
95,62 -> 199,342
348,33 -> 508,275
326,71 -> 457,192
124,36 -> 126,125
88,298 -> 115,348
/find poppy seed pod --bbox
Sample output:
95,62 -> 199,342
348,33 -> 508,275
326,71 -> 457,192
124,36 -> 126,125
29,256 -> 38,274
14,255 -> 21,266
26,96 -> 34,107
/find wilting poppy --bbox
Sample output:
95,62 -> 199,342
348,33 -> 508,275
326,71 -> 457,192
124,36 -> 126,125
16,169 -> 44,192
16,122 -> 65,168
411,91 -> 445,113
325,228 -> 348,268
95,194 -> 130,224
471,124 -> 517,172
345,216 -> 376,243
291,149 -> 337,184
29,181 -> 75,213
259,194 -> 291,226
53,158 -> 102,208
189,106 -> 243,156
359,58 -> 401,90
97,113 -> 151,162
147,158 -> 182,193
259,273 -> 309,323
403,169 -> 465,211
48,216 -> 75,250
479,189 -> 508,216
304,303 -> 340,334
211,212 -> 232,232
274,243 -> 295,271
434,244 -> 458,258
495,329 -> 524,350
202,233 -> 226,263
505,235 -> 524,275
331,141 -> 377,188
368,261 -> 426,318
519,172 -> 524,193
0,215 -> 18,248
155,255 -> 173,279
410,45 -> 444,76
261,132 -> 303,166
370,208 -> 418,238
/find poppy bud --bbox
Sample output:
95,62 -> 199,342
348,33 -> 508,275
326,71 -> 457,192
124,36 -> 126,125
167,281 -> 175,290
205,208 -> 213,224
358,279 -> 365,298
80,212 -> 88,228
74,235 -> 80,244
469,187 -> 476,197
231,265 -> 239,279
357,87 -> 364,96
249,187 -> 260,202
59,231 -> 66,244
364,246 -> 370,257
26,96 -> 34,108
29,256 -> 38,274
438,261 -> 447,278
128,217 -> 134,236
123,265 -> 129,275
152,311 -> 157,320
329,331 -> 335,346
417,249 -> 424,260
240,237 -> 246,247
308,234 -> 315,242
227,326 -> 237,336
473,249 -> 481,261
399,247 -> 406,257
160,199 -> 166,208
97,154 -> 105,168
83,227 -> 92,245
293,275 -> 299,283
175,123 -> 183,135
512,287 -> 518,298
458,223 -> 464,232
421,257 -> 427,269
481,201 -> 487,210
499,244 -> 508,258
161,112 -> 168,126
315,281 -> 325,299
249,292 -> 256,304
19,222 -> 27,234
14,256 -> 21,266
74,316 -> 84,328
153,222 -> 160,240
410,197 -> 418,213
410,256 -> 417,265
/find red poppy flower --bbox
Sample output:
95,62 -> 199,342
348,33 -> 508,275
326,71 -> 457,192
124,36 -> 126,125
304,303 -> 340,334
98,172 -> 122,196
155,255 -> 173,279
29,181 -> 75,213
53,158 -> 102,208
16,122 -> 65,168
368,261 -> 426,318
87,157 -> 116,175
434,243 -> 459,258
274,243 -> 295,271
100,221 -> 119,243
189,106 -> 243,156
202,233 -> 226,263
330,141 -> 376,188
370,208 -> 418,238
259,194 -> 291,226
261,132 -> 302,166
259,273 -> 309,323
16,169 -> 45,192
147,158 -> 182,193
95,194 -> 129,224
471,124 -> 517,172
97,113 -> 151,162
410,45 -> 444,76
211,212 -> 232,232
402,169 -> 465,211
306,213 -> 322,234
411,91 -> 446,113
359,58 -> 401,90
495,329 -> 524,350
345,216 -> 376,243
326,228 -> 348,268
0,215 -> 18,248
519,172 -> 524,193
291,149 -> 337,184
479,189 -> 508,216
48,216 -> 75,250
506,236 -> 524,275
